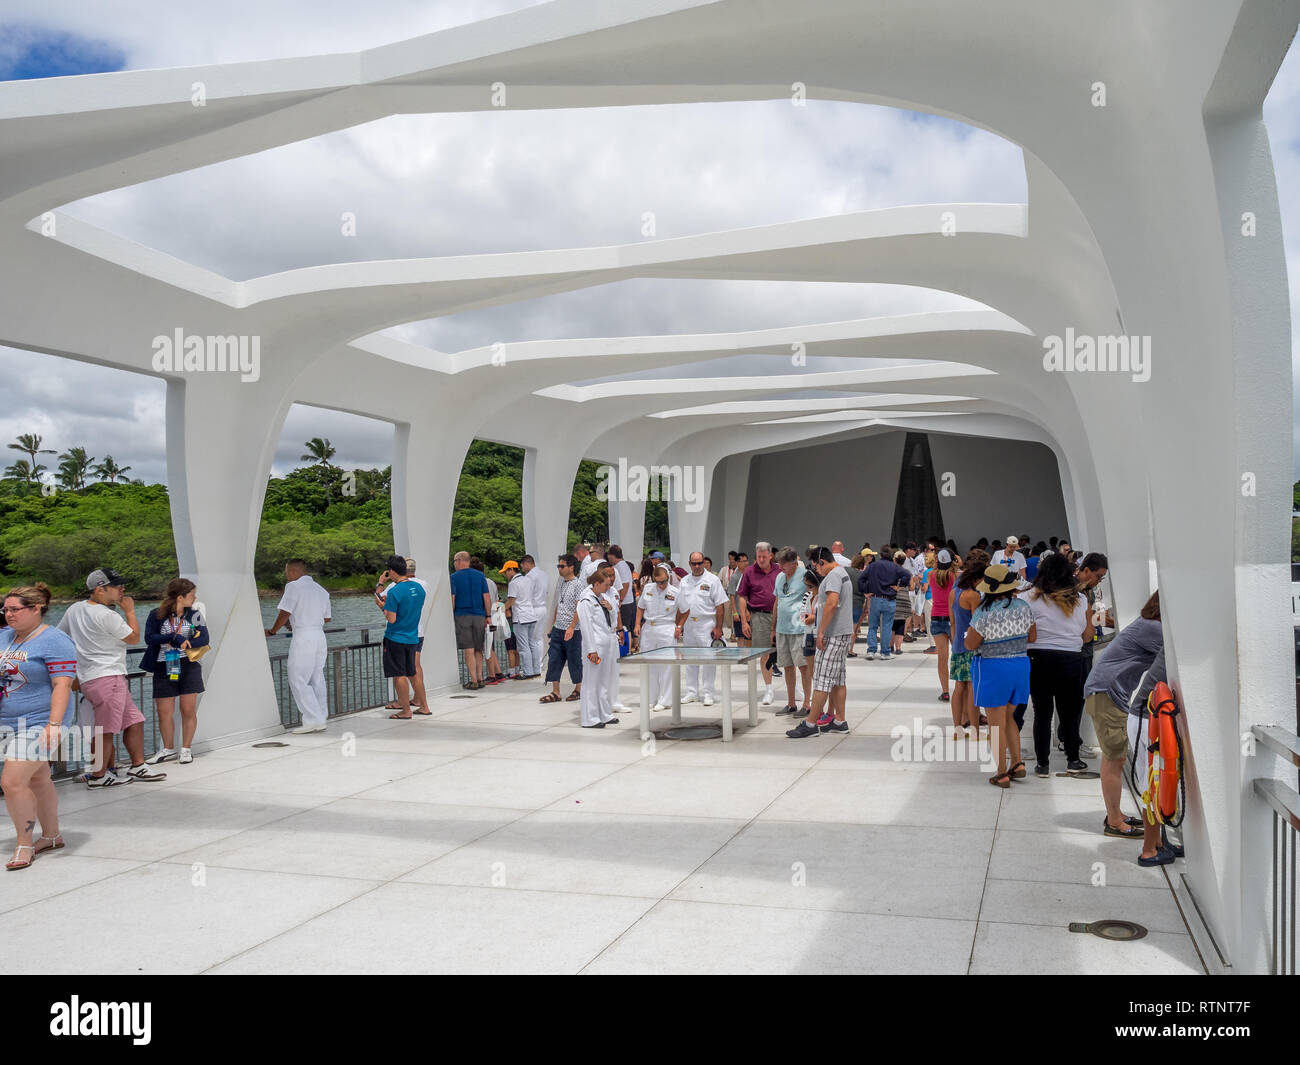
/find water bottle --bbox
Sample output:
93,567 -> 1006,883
165,647 -> 181,682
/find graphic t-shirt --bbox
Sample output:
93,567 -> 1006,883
0,625 -> 78,727
379,577 -> 427,637
384,579 -> 426,644
56,600 -> 132,682
970,599 -> 1034,658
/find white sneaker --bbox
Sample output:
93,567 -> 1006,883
292,725 -> 327,735
760,690 -> 774,706
179,748 -> 193,764
86,770 -> 132,788
681,693 -> 697,704
702,694 -> 714,707
124,762 -> 167,782
650,704 -> 669,712
146,747 -> 176,765
611,702 -> 628,712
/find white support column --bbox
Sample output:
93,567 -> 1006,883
165,374 -> 286,746
1208,108 -> 1294,975
523,444 -> 580,569
391,421 -> 470,693
608,497 -> 647,562
665,453 -> 718,563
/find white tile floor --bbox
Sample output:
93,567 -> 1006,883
7,643 -> 1203,974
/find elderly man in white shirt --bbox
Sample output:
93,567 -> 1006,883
673,551 -> 728,706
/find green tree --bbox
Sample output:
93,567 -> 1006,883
3,458 -> 46,485
91,456 -> 132,483
56,446 -> 94,491
301,437 -> 336,467
7,432 -> 55,470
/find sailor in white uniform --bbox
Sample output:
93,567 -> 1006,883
575,570 -> 618,728
266,559 -> 332,734
634,563 -> 679,711
673,552 -> 728,706
596,561 -> 627,712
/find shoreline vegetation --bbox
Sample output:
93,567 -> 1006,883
1,438 -> 671,597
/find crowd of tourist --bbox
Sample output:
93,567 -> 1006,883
1,533 -> 1177,872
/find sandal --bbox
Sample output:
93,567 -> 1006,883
989,771 -> 1012,789
564,690 -> 582,702
938,692 -> 950,701
388,711 -> 413,719
539,693 -> 561,703
34,835 -> 64,854
412,708 -> 432,716
1008,761 -> 1026,780
6,844 -> 35,870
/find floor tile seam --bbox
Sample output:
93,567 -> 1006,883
968,784 -> 1007,974
401,757 -> 648,876
0,861 -> 152,917
197,877 -> 396,973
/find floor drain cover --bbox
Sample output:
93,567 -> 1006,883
663,725 -> 723,740
1056,771 -> 1101,779
253,741 -> 289,748
450,694 -> 475,699
1068,920 -> 1148,941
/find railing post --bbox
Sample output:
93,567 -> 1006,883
331,649 -> 343,717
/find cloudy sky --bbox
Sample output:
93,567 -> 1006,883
1,0 -> 1298,484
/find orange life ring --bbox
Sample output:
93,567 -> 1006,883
1145,681 -> 1181,824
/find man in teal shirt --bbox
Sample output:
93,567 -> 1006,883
772,547 -> 811,716
376,555 -> 427,717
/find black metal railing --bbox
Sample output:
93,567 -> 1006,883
1252,723 -> 1300,975
31,639 -> 395,781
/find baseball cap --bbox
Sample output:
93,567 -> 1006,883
86,568 -> 127,590
937,549 -> 953,565
501,560 -> 520,572
1006,536 -> 1019,548
649,551 -> 665,560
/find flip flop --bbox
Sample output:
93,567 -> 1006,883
540,693 -> 561,703
388,712 -> 413,720
412,708 -> 433,716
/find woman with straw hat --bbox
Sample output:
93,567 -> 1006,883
965,562 -> 1037,787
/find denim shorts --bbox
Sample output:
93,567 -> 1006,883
929,617 -> 951,638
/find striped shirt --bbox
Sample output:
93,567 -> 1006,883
552,578 -> 583,630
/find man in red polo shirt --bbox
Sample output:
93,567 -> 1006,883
736,541 -> 781,706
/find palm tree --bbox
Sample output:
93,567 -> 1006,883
301,437 -> 336,467
91,456 -> 132,483
8,433 -> 55,469
56,446 -> 94,491
3,458 -> 46,484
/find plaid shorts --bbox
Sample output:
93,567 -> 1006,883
812,633 -> 852,692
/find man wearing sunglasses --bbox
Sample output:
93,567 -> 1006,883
673,552 -> 727,706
